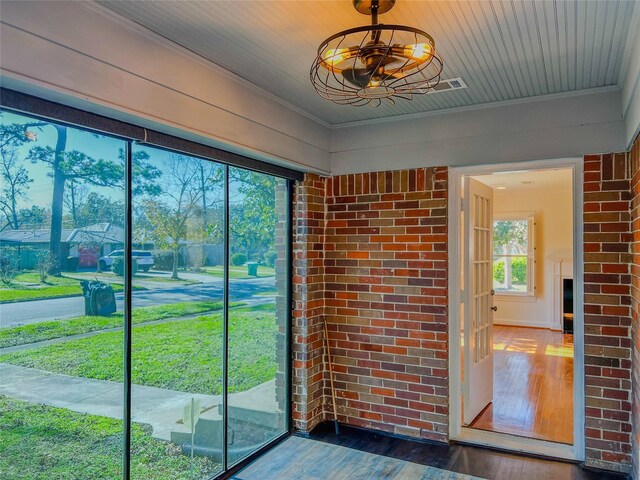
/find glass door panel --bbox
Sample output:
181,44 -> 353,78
130,146 -> 225,479
0,110 -> 126,479
226,168 -> 289,466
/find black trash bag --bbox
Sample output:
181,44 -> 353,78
80,280 -> 116,316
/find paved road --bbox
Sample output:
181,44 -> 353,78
0,276 -> 277,327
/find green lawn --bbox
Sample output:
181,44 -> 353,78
0,396 -> 220,480
0,305 -> 278,395
0,272 -> 129,303
202,265 -> 275,279
0,301 -> 242,348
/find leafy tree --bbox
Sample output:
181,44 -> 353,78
493,220 -> 527,255
73,192 -> 125,228
26,125 -> 160,274
17,206 -> 49,228
142,154 -> 205,279
229,169 -> 278,261
64,181 -> 89,227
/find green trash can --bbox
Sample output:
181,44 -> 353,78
247,262 -> 259,277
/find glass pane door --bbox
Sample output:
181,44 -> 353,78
226,168 -> 289,466
130,146 -> 225,479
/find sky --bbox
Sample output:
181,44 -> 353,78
0,109 -> 257,219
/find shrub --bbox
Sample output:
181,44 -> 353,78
0,257 -> 19,285
511,257 -> 527,284
265,250 -> 278,268
153,251 -> 184,271
493,261 -> 505,284
112,256 -> 138,276
36,251 -> 55,283
231,253 -> 247,266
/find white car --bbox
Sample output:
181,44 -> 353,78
99,250 -> 154,272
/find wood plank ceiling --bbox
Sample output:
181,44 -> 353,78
98,0 -> 637,126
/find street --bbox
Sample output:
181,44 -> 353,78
0,276 -> 277,328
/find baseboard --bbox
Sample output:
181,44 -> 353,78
308,420 -> 448,447
494,318 -> 558,330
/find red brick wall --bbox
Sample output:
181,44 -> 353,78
629,135 -> 640,480
291,174 -> 327,432
291,159 -> 639,475
583,153 -> 634,473
323,167 -> 449,441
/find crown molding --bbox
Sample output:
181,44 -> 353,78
83,1 -> 332,130
331,85 -> 622,129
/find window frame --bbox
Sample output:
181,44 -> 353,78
0,90 -> 295,480
492,212 -> 536,298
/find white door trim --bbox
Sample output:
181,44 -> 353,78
447,157 -> 585,462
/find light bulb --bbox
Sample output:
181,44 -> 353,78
403,42 -> 432,60
324,48 -> 351,66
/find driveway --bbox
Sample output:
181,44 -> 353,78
1,276 -> 277,328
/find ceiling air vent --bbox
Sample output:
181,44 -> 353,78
428,77 -> 467,94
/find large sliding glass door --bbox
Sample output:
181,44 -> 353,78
0,99 -> 292,480
227,169 -> 289,467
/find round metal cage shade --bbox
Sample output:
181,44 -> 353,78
310,24 -> 444,107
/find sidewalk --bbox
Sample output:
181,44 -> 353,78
0,363 -> 279,441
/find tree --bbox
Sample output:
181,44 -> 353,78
72,192 -> 125,228
0,147 -> 32,230
17,206 -> 49,228
0,118 -> 43,230
493,219 -> 529,290
143,155 -> 205,279
229,169 -> 278,261
64,181 -> 89,228
26,125 -> 160,274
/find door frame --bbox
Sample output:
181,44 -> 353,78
447,157 -> 585,461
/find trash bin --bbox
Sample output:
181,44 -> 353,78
80,280 -> 116,316
247,262 -> 259,277
81,280 -> 92,316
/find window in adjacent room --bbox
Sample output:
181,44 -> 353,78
492,214 -> 535,296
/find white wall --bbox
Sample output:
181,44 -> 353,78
0,1 -> 635,177
331,89 -> 626,175
0,1 -> 332,175
621,5 -> 640,149
492,188 -> 573,329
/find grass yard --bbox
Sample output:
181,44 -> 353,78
0,396 -> 220,480
0,301 -> 242,348
0,272 -> 129,303
202,265 -> 275,279
0,304 -> 278,395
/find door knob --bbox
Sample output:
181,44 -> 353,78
491,306 -> 497,312
491,289 -> 495,296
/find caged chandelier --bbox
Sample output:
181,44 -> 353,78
310,0 -> 444,107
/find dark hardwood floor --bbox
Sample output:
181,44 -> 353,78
307,423 -> 628,480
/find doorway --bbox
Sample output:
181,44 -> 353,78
448,159 -> 584,461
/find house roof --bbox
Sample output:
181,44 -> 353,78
0,228 -> 74,244
67,223 -> 125,245
0,223 -> 124,245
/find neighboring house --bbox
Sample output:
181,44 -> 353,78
67,223 -> 125,267
0,228 -> 74,269
0,223 -> 124,269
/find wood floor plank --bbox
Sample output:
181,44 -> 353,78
233,436 -> 485,480
469,326 -> 574,444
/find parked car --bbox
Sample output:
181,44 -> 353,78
99,250 -> 154,272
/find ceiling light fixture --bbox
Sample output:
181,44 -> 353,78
310,0 -> 443,107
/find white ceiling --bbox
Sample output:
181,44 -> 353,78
98,0 -> 637,126
473,168 -> 573,192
